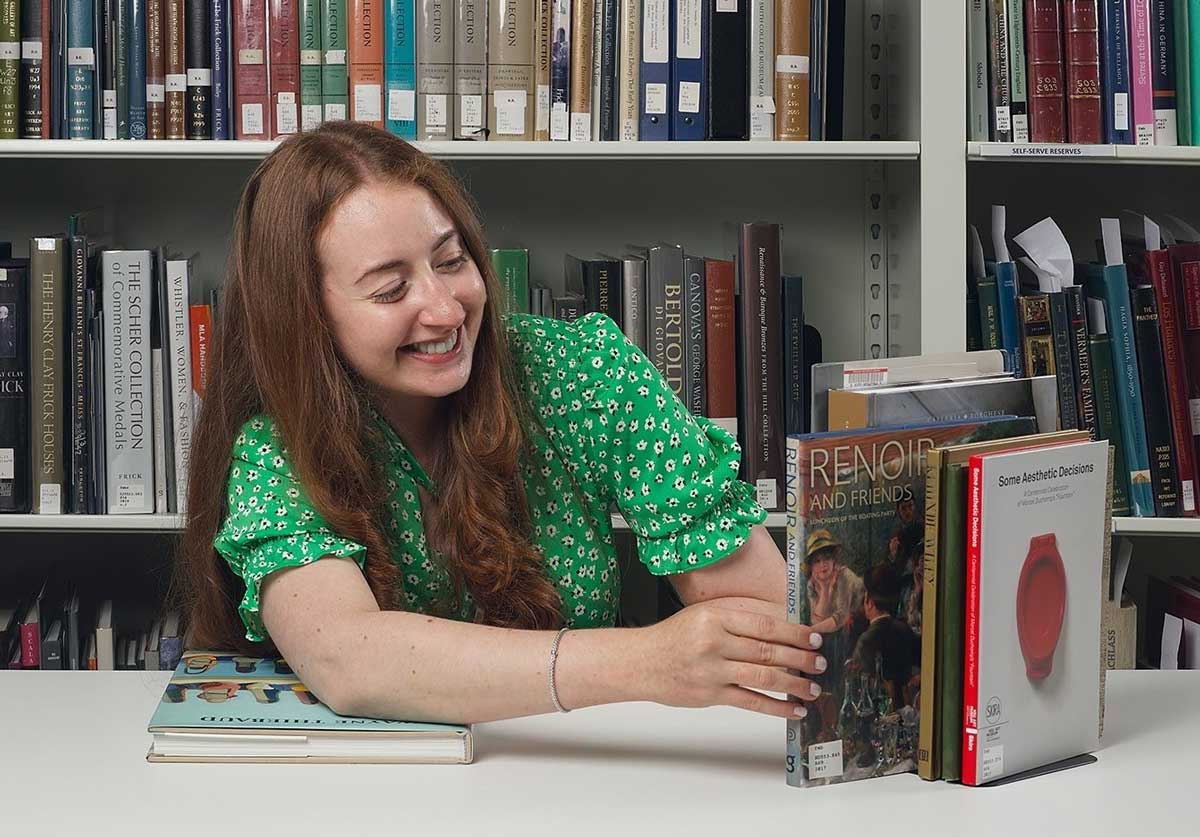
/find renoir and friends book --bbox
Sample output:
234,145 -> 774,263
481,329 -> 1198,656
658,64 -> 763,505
962,440 -> 1108,785
783,416 -> 1035,787
147,652 -> 472,763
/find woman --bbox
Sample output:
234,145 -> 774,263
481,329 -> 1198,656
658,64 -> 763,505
175,122 -> 823,726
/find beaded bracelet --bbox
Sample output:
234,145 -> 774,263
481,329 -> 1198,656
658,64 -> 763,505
548,626 -> 571,713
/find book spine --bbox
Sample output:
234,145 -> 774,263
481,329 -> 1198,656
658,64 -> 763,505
68,236 -> 87,513
165,0 -> 185,138
977,276 -> 1002,349
146,0 -> 165,137
534,0 -> 551,139
152,250 -> 176,512
0,262 -> 30,513
322,0 -> 349,122
1151,0 -> 1178,144
384,0 -> 416,137
1132,284 -> 1181,515
115,0 -> 128,136
1048,291 -> 1081,429
211,0 -> 231,138
967,280 -> 983,351
1018,293 -> 1056,381
415,0 -> 451,136
671,0 -> 705,140
19,0 -> 47,137
30,238 -> 65,514
1148,251 -> 1197,512
452,0 -> 485,138
938,463 -> 969,780
995,262 -> 1024,377
166,261 -> 193,514
101,0 -> 116,137
486,0 -> 534,140
684,255 -> 705,418
659,253 -> 684,400
1090,331 -> 1133,514
569,0 -> 594,139
638,0 -> 666,139
783,436 -> 803,787
103,251 -> 154,514
189,303 -> 211,401
1175,0 -> 1191,145
1127,0 -> 1155,143
548,0 -> 569,139
128,0 -> 147,137
1064,285 -> 1098,438
51,0 -> 65,138
0,0 -> 18,138
299,0 -> 324,131
748,0 -> 772,139
1063,0 -> 1103,143
185,0 -> 212,138
616,0 -> 637,139
969,0 -> 990,140
962,456 -> 985,787
270,0 -> 301,137
590,0 -> 601,139
774,0 -> 808,140
621,258 -> 646,351
918,448 -> 943,780
1025,0 -> 1067,142
595,0 -> 616,140
1100,0 -> 1132,142
1007,0 -> 1030,141
705,0 -> 745,139
66,0 -> 96,138
704,258 -> 736,436
782,273 -> 804,435
491,249 -> 530,314
349,0 -> 384,126
234,0 -> 271,138
91,0 -> 102,136
737,223 -> 783,511
151,346 -> 167,512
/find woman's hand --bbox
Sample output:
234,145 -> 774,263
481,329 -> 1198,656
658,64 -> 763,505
637,600 -> 826,719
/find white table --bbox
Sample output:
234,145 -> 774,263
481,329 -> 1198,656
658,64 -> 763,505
0,670 -> 1196,835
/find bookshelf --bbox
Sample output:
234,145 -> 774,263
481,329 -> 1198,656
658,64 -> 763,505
969,142 -> 1200,165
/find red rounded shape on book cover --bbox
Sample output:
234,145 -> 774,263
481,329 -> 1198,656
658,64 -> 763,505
1016,533 -> 1067,681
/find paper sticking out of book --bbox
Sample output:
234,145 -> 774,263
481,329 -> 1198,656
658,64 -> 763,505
991,205 -> 1011,264
1101,218 -> 1125,268
1145,216 -> 1162,253
146,652 -> 472,764
969,225 -> 987,285
1013,217 -> 1075,293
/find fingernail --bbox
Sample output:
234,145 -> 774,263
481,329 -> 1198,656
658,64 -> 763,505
793,706 -> 807,718
815,656 -> 827,672
810,682 -> 822,698
809,632 -> 823,649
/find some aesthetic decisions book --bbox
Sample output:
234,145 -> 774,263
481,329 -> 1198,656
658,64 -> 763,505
147,652 -> 473,763
962,440 -> 1108,786
783,416 -> 1035,788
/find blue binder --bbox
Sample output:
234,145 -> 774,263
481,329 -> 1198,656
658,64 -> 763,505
670,0 -> 707,140
640,0 -> 671,140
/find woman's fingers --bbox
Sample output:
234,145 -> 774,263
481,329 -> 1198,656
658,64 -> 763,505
719,686 -> 810,719
724,634 -> 827,676
718,608 -> 823,651
728,662 -> 823,703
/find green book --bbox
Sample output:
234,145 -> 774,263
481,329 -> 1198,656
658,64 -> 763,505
937,462 -> 967,781
320,0 -> 349,121
490,249 -> 530,315
1191,0 -> 1200,143
976,276 -> 1001,350
1090,331 -> 1132,517
1005,0 -> 1029,142
1177,0 -> 1192,145
300,0 -> 324,130
0,0 -> 18,138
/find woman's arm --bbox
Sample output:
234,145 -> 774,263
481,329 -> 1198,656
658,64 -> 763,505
667,525 -> 786,609
261,557 -> 642,723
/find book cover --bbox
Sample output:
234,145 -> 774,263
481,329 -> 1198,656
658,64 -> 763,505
748,0 -> 772,140
30,238 -> 66,514
415,0 -> 451,138
1024,0 -> 1064,143
491,249 -> 530,315
784,417 -> 1036,788
0,258 -> 29,513
616,0 -> 637,139
1047,292 -> 1081,431
1062,0 -> 1103,143
299,0 -> 323,130
486,0 -> 534,140
350,0 -> 384,127
1127,0 -> 1155,144
210,0 -> 231,138
1151,0 -> 1178,143
234,0 -> 270,137
774,0 -> 808,140
1099,0 -> 1132,143
164,0 -> 185,137
737,222 -> 782,510
452,0 -> 486,138
269,0 -> 301,137
184,0 -> 211,138
384,0 -> 417,138
704,257 -> 735,437
962,440 -> 1107,785
1131,285 -> 1180,516
321,0 -> 349,122
146,0 -> 165,137
684,254 -> 705,417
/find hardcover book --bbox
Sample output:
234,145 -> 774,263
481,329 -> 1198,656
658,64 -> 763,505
962,440 -> 1108,785
147,652 -> 473,763
783,417 -> 1035,788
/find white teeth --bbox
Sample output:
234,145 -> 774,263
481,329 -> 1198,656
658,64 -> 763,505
409,329 -> 459,355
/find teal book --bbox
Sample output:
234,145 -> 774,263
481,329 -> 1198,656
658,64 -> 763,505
147,652 -> 473,763
66,0 -> 96,138
384,0 -> 416,138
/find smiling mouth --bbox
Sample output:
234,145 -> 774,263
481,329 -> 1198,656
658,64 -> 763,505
401,326 -> 462,357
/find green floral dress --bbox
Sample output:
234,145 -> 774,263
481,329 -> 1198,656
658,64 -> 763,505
214,312 -> 768,642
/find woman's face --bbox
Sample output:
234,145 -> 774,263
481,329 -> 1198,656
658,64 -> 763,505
812,553 -> 837,582
319,180 -> 487,408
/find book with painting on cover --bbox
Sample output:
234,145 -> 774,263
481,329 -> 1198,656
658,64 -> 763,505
147,652 -> 473,763
783,415 -> 1035,787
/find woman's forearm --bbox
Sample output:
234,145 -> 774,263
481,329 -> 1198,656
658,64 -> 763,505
321,611 -> 651,724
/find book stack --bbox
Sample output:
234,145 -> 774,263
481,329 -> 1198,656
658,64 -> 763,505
0,0 -> 850,142
0,223 -> 213,516
783,352 -> 1112,788
970,1 -> 1199,146
968,209 -> 1200,519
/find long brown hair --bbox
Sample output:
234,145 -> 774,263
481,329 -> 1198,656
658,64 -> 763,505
174,122 -> 563,654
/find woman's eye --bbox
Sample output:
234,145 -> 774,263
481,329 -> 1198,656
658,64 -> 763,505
373,282 -> 407,302
440,255 -> 469,272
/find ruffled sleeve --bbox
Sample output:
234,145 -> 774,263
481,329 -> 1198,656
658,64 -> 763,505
213,415 -> 367,642
506,312 -> 767,575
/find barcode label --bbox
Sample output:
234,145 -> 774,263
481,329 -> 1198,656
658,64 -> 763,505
755,479 -> 777,509
843,368 -> 888,389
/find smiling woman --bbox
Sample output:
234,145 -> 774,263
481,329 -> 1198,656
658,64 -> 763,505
172,121 -> 826,726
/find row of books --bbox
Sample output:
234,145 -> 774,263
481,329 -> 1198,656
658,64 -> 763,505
969,1 -> 1193,145
787,354 -> 1114,787
491,224 -> 823,513
967,210 -> 1200,519
1,579 -> 183,670
0,234 -> 211,514
0,0 -> 849,143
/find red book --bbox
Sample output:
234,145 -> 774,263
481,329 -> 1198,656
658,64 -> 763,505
189,304 -> 212,400
704,258 -> 736,436
1146,249 -> 1200,516
269,0 -> 301,137
961,453 -> 985,787
1168,244 -> 1200,513
234,0 -> 271,138
1025,0 -> 1066,142
1061,0 -> 1102,143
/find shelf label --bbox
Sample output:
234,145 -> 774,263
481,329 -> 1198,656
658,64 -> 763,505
976,143 -> 1117,159
0,448 -> 13,480
39,483 -> 61,515
843,367 -> 888,389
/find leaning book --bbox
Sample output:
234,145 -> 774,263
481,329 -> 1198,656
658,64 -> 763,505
783,416 -> 1035,787
146,652 -> 473,763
